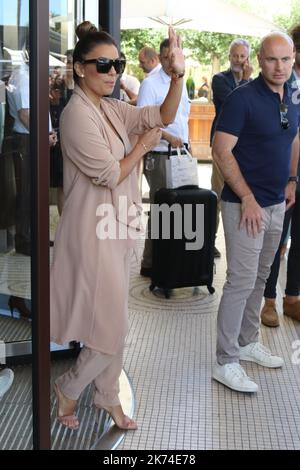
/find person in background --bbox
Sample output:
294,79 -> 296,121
7,51 -> 57,257
199,76 -> 209,95
51,26 -> 185,430
260,24 -> 300,327
211,38 -> 253,258
52,66 -> 62,80
138,46 -> 161,77
119,52 -> 140,105
63,49 -> 74,103
137,37 -> 190,278
7,59 -> 30,256
212,32 -> 299,393
49,75 -> 65,217
197,88 -> 209,102
279,228 -> 290,259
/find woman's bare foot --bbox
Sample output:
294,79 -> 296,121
54,383 -> 79,430
101,404 -> 138,430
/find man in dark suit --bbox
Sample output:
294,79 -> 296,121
211,39 -> 253,257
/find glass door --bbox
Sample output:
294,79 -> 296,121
0,0 -> 104,450
0,0 -> 33,449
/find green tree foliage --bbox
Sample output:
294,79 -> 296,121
228,0 -> 300,33
273,0 -> 300,32
182,30 -> 260,69
120,1 -> 300,81
121,29 -> 166,59
121,28 -> 241,66
121,28 -> 260,73
181,30 -> 235,66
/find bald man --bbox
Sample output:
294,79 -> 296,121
212,32 -> 300,393
138,47 -> 161,76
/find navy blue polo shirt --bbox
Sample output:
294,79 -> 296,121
216,73 -> 300,207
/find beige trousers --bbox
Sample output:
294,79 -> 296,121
216,201 -> 285,365
56,345 -> 123,407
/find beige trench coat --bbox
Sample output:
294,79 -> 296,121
50,85 -> 163,354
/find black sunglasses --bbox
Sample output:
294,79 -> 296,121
279,103 -> 289,130
81,57 -> 126,74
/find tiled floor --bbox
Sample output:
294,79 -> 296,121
119,164 -> 300,450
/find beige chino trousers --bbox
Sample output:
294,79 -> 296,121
217,201 -> 285,365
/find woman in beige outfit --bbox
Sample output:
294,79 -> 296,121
51,28 -> 185,430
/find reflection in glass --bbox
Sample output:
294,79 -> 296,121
0,1 -> 31,318
49,0 -> 74,224
0,0 -> 32,450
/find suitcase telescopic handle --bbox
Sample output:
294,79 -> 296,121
177,185 -> 200,190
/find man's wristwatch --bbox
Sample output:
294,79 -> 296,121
288,176 -> 299,183
172,71 -> 185,79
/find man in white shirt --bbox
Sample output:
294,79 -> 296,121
7,63 -> 56,255
120,72 -> 140,103
138,47 -> 161,77
120,53 -> 140,105
137,38 -> 190,277
7,63 -> 30,135
7,63 -> 31,255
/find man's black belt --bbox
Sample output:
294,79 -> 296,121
147,150 -> 177,155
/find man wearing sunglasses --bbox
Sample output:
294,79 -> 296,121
260,24 -> 300,328
212,32 -> 300,393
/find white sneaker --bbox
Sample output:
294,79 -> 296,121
0,368 -> 14,399
240,342 -> 284,368
212,362 -> 258,392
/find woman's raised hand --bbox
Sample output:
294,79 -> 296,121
168,26 -> 185,75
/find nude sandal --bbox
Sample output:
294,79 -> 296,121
97,404 -> 138,430
54,383 -> 80,430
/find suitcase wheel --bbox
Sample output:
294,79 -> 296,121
164,289 -> 171,299
207,285 -> 215,295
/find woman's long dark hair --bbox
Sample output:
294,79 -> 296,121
73,31 -> 118,84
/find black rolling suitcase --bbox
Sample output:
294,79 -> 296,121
150,186 -> 217,298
